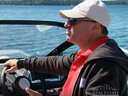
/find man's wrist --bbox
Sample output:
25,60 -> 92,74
17,60 -> 24,69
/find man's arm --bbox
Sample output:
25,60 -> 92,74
19,53 -> 76,76
4,53 -> 77,76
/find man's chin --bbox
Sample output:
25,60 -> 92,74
66,38 -> 73,43
66,37 -> 70,42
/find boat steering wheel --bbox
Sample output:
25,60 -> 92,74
0,66 -> 46,96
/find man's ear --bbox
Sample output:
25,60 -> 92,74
92,23 -> 100,31
92,25 -> 97,30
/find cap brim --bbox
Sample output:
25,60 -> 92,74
59,10 -> 85,19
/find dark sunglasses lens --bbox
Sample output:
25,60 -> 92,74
70,19 -> 75,25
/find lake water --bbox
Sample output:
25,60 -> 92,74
0,5 -> 128,57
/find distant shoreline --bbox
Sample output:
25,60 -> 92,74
0,1 -> 127,5
104,1 -> 128,5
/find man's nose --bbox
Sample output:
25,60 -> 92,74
64,20 -> 71,28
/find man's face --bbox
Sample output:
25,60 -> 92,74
64,18 -> 94,45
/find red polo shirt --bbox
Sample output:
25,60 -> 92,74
60,36 -> 109,96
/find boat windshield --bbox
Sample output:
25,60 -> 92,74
0,24 -> 67,58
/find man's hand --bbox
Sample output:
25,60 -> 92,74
26,87 -> 43,96
3,59 -> 18,74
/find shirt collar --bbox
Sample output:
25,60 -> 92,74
77,36 -> 109,58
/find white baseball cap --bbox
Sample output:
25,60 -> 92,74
59,0 -> 111,28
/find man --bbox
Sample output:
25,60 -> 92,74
4,0 -> 128,96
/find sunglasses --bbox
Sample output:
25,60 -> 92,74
69,18 -> 96,26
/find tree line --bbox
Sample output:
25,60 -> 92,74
104,1 -> 128,5
0,0 -> 83,5
0,0 -> 127,5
